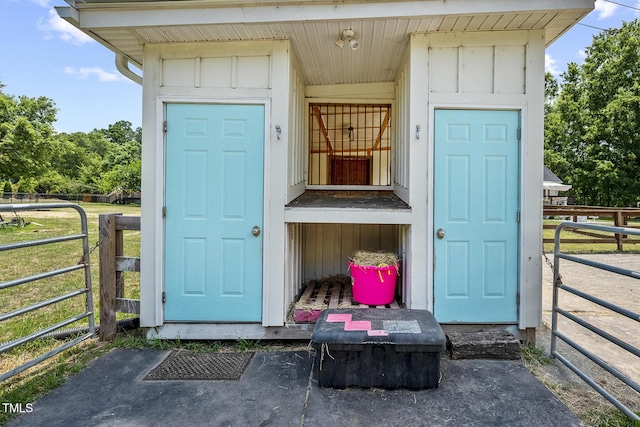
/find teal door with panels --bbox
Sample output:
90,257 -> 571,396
164,103 -> 264,322
433,110 -> 520,323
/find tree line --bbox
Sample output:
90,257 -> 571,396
0,81 -> 140,196
545,19 -> 640,207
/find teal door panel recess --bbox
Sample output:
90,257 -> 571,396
434,110 -> 519,323
164,104 -> 264,322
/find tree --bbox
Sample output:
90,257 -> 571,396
101,120 -> 141,145
0,82 -> 141,195
545,20 -> 640,206
0,87 -> 57,183
53,123 -> 141,194
544,72 -> 559,115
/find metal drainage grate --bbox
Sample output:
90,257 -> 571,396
144,351 -> 254,381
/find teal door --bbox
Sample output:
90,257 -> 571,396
164,103 -> 264,322
434,110 -> 519,323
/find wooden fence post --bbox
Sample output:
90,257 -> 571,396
99,213 -> 118,341
614,211 -> 624,251
115,224 -> 124,301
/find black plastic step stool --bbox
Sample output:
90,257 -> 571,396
311,308 -> 445,389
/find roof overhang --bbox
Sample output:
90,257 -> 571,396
544,182 -> 572,192
58,0 -> 594,85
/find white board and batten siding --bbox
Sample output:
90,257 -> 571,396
284,60 -> 307,307
161,56 -> 271,89
409,30 -> 545,329
140,40 -> 294,329
287,61 -> 306,204
393,56 -> 411,205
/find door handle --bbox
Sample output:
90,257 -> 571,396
436,228 -> 445,239
252,226 -> 261,237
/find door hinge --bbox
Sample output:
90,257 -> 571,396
163,121 -> 167,133
517,127 -> 521,141
162,292 -> 166,304
516,292 -> 520,305
162,206 -> 167,218
517,211 -> 521,224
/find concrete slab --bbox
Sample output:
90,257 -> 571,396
6,348 -> 580,427
306,359 -> 578,427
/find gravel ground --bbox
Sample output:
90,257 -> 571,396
534,253 -> 640,424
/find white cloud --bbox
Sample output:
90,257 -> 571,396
594,0 -> 618,20
64,66 -> 127,83
577,49 -> 588,63
545,54 -> 560,76
37,9 -> 94,45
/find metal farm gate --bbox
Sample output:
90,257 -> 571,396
0,203 -> 96,382
551,221 -> 640,421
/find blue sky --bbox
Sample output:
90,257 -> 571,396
546,0 -> 640,76
0,0 -> 638,134
0,0 -> 142,133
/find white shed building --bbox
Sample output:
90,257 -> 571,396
58,0 -> 594,342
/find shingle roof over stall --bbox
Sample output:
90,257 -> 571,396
58,0 -> 594,86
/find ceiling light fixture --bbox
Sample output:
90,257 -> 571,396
335,28 -> 359,50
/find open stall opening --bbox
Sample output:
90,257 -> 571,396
308,103 -> 392,187
286,223 -> 409,324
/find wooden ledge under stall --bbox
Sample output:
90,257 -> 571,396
284,190 -> 411,224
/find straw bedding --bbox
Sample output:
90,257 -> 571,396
349,250 -> 399,268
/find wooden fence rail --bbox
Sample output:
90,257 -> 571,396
543,205 -> 640,251
99,213 -> 140,341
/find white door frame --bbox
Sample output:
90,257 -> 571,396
427,103 -> 529,327
150,96 -> 271,326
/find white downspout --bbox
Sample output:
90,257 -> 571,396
116,54 -> 143,85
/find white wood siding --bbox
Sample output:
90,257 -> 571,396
287,60 -> 306,203
306,82 -> 395,101
139,30 -> 546,333
285,223 -> 304,311
426,32 -> 527,95
302,223 -> 399,281
162,55 -> 271,89
140,40 -> 292,329
412,30 -> 544,329
393,57 -> 410,203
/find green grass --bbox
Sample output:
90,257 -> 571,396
583,408 -> 640,427
0,202 -> 140,425
543,218 -> 640,254
0,203 -> 141,381
521,345 -> 551,368
522,344 -> 640,427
